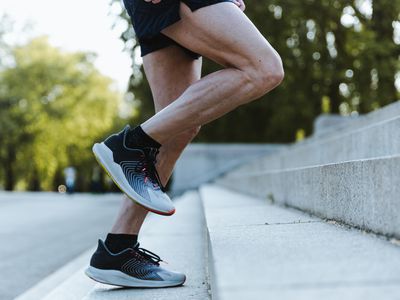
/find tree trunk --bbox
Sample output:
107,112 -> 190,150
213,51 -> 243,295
371,0 -> 399,106
4,146 -> 16,191
28,168 -> 41,191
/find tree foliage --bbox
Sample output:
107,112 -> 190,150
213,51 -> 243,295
111,0 -> 400,142
0,37 -> 122,191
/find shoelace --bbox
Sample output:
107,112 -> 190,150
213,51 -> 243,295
132,244 -> 163,265
142,148 -> 166,192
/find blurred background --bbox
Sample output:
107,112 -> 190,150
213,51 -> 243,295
1,1 -> 400,299
0,0 -> 399,192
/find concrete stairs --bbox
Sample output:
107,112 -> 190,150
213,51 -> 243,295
200,185 -> 400,300
201,101 -> 400,298
217,101 -> 400,238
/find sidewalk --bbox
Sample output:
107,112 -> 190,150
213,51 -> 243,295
0,193 -> 121,300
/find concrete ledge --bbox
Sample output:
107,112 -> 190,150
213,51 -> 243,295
218,155 -> 400,238
171,143 -> 284,194
200,185 -> 400,300
313,100 -> 400,138
313,114 -> 355,137
230,115 -> 400,174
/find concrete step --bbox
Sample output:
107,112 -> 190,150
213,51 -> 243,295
218,155 -> 400,238
171,143 -> 284,194
16,191 -> 209,300
230,114 -> 400,174
200,184 -> 400,300
312,100 -> 400,139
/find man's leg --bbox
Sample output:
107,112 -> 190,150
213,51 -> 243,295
141,2 -> 284,143
92,1 -> 283,215
108,45 -> 202,237
87,45 -> 201,287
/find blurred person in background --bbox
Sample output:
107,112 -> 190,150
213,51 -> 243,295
63,167 -> 76,194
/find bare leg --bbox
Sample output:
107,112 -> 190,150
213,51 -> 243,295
141,2 -> 284,144
110,45 -> 202,235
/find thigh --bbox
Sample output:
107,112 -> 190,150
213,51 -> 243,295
161,2 -> 280,70
143,45 -> 202,112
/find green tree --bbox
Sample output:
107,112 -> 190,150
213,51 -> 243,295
0,37 -> 122,190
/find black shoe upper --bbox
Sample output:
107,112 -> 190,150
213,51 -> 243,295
103,126 -> 165,192
104,126 -> 146,164
90,239 -> 164,281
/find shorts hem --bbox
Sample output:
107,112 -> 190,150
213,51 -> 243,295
184,0 -> 234,12
129,0 -> 235,59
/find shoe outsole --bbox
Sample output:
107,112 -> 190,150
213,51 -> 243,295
93,143 -> 175,216
85,266 -> 186,288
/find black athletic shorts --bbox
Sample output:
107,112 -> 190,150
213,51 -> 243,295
123,0 -> 233,59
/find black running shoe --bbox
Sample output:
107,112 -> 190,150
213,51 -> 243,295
85,240 -> 186,288
92,126 -> 175,216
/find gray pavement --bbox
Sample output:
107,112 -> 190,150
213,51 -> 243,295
0,192 -> 121,300
200,185 -> 400,300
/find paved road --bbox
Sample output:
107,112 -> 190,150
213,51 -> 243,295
0,192 -> 121,300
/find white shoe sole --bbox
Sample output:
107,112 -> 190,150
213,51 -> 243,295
92,143 -> 175,216
85,266 -> 185,288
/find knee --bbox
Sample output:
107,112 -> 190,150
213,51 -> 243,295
264,55 -> 285,89
245,52 -> 284,99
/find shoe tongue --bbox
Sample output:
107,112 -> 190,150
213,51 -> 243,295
142,147 -> 164,190
143,147 -> 159,160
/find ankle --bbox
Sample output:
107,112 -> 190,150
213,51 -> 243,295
125,125 -> 161,149
104,233 -> 138,253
